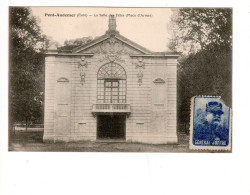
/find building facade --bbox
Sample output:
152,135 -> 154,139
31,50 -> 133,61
44,16 -> 179,144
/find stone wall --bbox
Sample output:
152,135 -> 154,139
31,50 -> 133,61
44,53 -> 177,144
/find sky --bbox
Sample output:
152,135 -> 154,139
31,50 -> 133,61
31,7 -> 173,52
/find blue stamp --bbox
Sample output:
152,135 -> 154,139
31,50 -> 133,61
189,96 -> 231,150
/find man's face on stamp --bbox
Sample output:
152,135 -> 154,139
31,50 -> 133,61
205,102 -> 224,126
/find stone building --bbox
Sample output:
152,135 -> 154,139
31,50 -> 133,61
44,16 -> 179,144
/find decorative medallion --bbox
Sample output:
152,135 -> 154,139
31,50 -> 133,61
137,71 -> 143,86
80,71 -> 86,85
134,57 -> 145,86
99,37 -> 125,63
78,56 -> 88,85
79,56 -> 88,68
135,57 -> 145,69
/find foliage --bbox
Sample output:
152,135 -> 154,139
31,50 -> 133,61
55,36 -> 93,50
9,7 -> 48,131
177,44 -> 232,128
169,8 -> 232,55
168,8 -> 232,133
64,36 -> 93,46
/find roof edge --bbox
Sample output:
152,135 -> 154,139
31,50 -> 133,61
115,34 -> 152,54
45,52 -> 94,56
130,54 -> 180,58
71,34 -> 110,53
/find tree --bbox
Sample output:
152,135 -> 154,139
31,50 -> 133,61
168,8 -> 232,133
54,36 -> 94,51
9,7 -> 48,140
169,8 -> 232,55
177,45 -> 232,129
61,36 -> 93,50
64,36 -> 93,46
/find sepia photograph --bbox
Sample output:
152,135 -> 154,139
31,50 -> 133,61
9,7 -> 232,152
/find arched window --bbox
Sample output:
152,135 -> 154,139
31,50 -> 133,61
153,78 -> 165,84
97,63 -> 126,103
57,77 -> 69,83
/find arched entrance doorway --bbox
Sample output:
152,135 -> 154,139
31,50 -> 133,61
96,63 -> 127,140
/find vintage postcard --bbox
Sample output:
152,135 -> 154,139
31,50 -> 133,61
8,7 -> 232,152
4,2 -> 250,195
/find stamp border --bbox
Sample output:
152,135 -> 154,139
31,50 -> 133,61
189,96 -> 232,151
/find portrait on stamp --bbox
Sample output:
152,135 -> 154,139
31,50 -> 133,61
190,96 -> 231,150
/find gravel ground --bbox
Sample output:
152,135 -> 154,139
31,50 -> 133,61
9,129 -> 228,153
